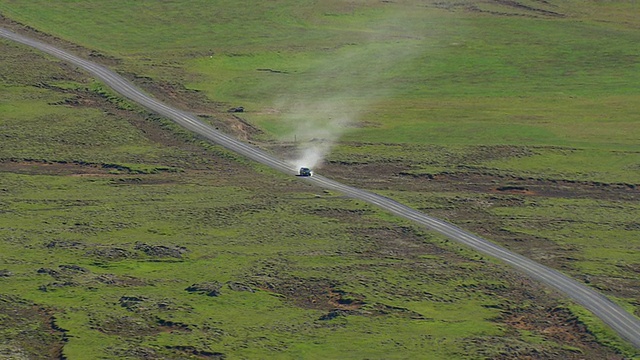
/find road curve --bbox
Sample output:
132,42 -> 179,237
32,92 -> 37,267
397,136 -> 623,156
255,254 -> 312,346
2,27 -> 639,349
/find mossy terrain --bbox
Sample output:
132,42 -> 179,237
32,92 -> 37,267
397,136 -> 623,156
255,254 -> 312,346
0,0 -> 639,358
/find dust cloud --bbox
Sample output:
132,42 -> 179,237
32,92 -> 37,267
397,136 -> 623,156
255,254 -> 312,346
276,9 -> 426,173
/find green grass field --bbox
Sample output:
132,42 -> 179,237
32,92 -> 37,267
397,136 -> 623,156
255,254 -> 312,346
0,30 -> 578,359
1,0 -> 639,358
3,0 -> 637,183
0,171 -> 520,358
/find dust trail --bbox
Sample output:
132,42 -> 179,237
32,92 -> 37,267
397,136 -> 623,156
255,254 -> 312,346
276,9 -> 426,172
283,97 -> 356,171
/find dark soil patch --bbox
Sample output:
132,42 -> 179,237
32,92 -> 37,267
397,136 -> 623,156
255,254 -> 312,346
323,162 -> 638,202
88,246 -> 133,261
128,74 -> 224,113
125,73 -> 262,142
185,282 -> 223,297
226,281 -> 255,293
95,273 -> 148,287
494,185 -> 534,195
156,318 -> 191,333
438,0 -> 565,18
0,269 -> 13,277
164,346 -> 225,359
0,295 -> 67,359
110,346 -> 161,360
0,159 -> 187,185
0,159 -> 111,176
352,225 -> 445,259
45,240 -> 86,250
306,206 -> 375,220
252,275 -> 365,311
462,269 -> 627,359
119,296 -> 149,311
134,242 -> 187,258
94,314 -> 190,338
316,303 -> 427,322
95,315 -> 157,337
35,264 -> 147,290
489,0 -> 565,17
118,296 -> 181,314
498,305 -> 625,359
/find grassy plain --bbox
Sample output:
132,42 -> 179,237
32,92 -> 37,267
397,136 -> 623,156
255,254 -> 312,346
2,0 -> 637,182
3,33 -> 621,359
0,0 -> 639,358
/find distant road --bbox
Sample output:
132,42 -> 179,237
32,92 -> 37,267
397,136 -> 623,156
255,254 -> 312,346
2,27 -> 639,350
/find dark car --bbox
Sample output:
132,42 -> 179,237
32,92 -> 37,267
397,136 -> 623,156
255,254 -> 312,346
299,167 -> 312,177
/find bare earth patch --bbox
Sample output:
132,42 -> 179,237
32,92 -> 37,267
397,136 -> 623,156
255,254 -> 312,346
0,296 -> 67,359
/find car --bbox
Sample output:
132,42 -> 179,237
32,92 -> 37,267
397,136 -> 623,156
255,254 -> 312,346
298,167 -> 312,177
